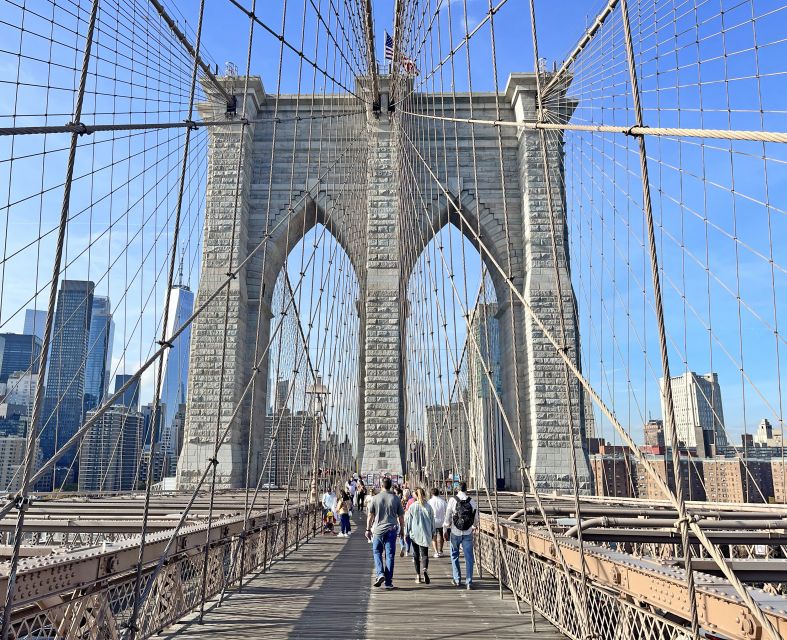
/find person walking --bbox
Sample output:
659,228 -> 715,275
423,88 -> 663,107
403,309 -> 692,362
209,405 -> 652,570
405,488 -> 434,584
336,490 -> 352,537
347,478 -> 357,514
366,477 -> 405,590
357,479 -> 367,512
399,488 -> 414,557
427,487 -> 447,558
443,482 -> 479,589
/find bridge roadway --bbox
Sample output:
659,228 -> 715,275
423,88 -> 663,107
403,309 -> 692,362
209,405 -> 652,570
160,513 -> 562,640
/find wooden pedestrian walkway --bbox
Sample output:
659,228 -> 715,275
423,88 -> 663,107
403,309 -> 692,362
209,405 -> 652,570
161,514 -> 564,639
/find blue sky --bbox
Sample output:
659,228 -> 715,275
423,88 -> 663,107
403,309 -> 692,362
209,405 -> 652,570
0,0 -> 784,448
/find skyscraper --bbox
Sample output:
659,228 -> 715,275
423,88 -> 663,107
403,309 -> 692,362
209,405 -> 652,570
263,412 -> 316,487
77,405 -> 143,492
466,303 -> 504,490
274,379 -> 291,414
0,333 -> 42,382
23,309 -> 47,342
425,400 -> 470,481
39,280 -> 94,474
159,284 -> 194,458
84,296 -> 114,412
661,371 -> 727,457
112,374 -> 140,410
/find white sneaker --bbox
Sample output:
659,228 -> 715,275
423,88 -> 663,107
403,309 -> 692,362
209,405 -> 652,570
433,552 -> 439,558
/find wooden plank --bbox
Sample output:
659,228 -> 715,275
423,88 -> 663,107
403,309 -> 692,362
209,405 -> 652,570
161,514 -> 565,639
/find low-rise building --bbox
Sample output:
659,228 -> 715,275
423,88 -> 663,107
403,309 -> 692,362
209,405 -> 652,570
701,458 -> 773,503
590,453 -> 637,497
772,460 -> 787,503
636,453 -> 705,502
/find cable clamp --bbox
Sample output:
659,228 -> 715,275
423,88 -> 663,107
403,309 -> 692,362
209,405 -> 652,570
624,124 -> 645,137
14,494 -> 32,511
184,119 -> 199,131
69,121 -> 88,136
208,457 -> 219,467
226,271 -> 238,279
157,339 -> 174,349
673,514 -> 695,528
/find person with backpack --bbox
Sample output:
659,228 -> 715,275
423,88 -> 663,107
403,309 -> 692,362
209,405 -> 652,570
442,481 -> 479,589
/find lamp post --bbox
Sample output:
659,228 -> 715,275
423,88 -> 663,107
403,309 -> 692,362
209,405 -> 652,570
305,377 -> 329,497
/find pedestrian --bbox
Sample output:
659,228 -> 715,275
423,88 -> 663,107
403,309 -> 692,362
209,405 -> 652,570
321,487 -> 337,520
405,488 -> 434,584
357,479 -> 366,512
337,490 -> 352,537
399,488 -> 414,557
347,477 -> 357,514
443,481 -> 479,589
427,487 -> 447,558
366,477 -> 405,590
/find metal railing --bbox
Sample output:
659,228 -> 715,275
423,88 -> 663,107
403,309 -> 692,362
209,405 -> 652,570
477,514 -> 787,640
4,503 -> 320,639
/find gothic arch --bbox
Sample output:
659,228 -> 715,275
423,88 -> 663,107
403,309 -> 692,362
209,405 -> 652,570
403,187 -> 518,313
255,189 -> 364,313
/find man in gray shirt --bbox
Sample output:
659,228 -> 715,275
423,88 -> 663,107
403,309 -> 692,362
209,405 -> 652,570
365,477 -> 404,589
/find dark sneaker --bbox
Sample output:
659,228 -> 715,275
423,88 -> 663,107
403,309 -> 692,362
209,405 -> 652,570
374,575 -> 385,587
384,584 -> 395,590
423,572 -> 431,585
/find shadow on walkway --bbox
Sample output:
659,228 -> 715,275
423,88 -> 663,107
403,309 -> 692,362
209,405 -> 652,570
289,513 -> 371,637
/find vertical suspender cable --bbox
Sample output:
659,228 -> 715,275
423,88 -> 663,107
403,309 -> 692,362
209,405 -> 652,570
617,1 -> 699,637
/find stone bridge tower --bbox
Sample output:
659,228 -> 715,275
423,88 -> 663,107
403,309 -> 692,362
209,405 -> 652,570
177,73 -> 593,493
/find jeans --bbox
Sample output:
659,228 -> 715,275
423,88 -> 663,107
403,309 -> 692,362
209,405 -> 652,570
412,544 -> 429,575
340,513 -> 351,534
450,532 -> 475,585
372,529 -> 398,586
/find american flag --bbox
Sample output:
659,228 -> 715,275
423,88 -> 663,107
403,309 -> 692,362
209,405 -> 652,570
384,31 -> 394,61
